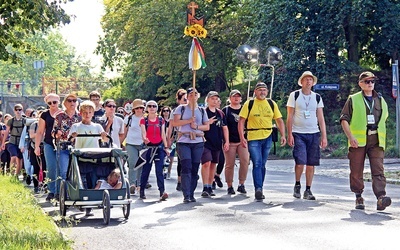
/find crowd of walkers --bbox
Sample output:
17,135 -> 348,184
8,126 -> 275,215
0,70 -> 392,211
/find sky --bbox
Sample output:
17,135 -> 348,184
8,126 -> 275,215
58,0 -> 116,77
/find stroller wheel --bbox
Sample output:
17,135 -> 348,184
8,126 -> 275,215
102,190 -> 111,225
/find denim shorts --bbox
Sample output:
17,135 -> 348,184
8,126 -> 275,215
292,132 -> 320,166
6,143 -> 22,159
201,147 -> 221,164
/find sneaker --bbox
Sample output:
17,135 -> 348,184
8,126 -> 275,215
183,198 -> 190,203
140,191 -> 146,199
293,185 -> 301,198
34,187 -> 39,194
190,196 -> 197,202
237,184 -> 247,194
214,175 -> 223,188
255,189 -> 263,201
146,182 -> 152,189
227,186 -> 235,195
208,187 -> 216,196
212,181 -> 216,190
176,182 -> 182,191
130,185 -> 136,194
201,188 -> 210,198
46,193 -> 54,201
160,192 -> 168,201
26,175 -> 31,185
377,196 -> 391,211
303,190 -> 316,200
355,197 -> 365,210
166,172 -> 171,180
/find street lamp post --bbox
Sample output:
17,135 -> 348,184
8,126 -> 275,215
236,45 -> 259,100
260,46 -> 283,98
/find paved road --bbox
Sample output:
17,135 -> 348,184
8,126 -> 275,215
36,159 -> 400,250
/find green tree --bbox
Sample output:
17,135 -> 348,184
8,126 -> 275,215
0,0 -> 71,62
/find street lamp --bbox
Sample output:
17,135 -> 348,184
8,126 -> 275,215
236,45 -> 260,99
261,46 -> 283,98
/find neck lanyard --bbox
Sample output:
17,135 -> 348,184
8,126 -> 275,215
363,97 -> 374,115
302,93 -> 311,110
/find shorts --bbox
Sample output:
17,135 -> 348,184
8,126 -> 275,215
292,132 -> 320,166
6,143 -> 23,159
201,147 -> 221,164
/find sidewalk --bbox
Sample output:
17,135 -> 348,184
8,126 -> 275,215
267,158 -> 400,184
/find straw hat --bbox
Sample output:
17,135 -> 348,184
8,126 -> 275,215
298,71 -> 317,86
132,99 -> 145,109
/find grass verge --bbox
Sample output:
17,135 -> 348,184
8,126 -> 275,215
0,175 -> 72,249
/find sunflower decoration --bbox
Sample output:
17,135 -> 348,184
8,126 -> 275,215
184,23 -> 207,39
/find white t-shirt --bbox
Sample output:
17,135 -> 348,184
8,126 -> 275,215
286,90 -> 324,134
68,122 -> 104,148
100,115 -> 124,148
96,179 -> 121,190
124,114 -> 143,145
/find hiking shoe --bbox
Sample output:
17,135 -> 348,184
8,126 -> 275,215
183,198 -> 190,203
140,191 -> 146,199
293,185 -> 301,198
237,184 -> 247,194
130,185 -> 136,195
255,189 -> 263,201
208,187 -> 216,196
212,181 -> 216,190
190,196 -> 197,202
303,190 -> 316,200
214,175 -> 223,188
227,186 -> 235,195
145,182 -> 152,189
355,197 -> 365,210
26,175 -> 31,185
201,188 -> 210,198
160,192 -> 168,201
176,182 -> 182,191
46,193 -> 54,201
377,196 -> 391,211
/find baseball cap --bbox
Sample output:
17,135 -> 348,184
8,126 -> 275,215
254,82 -> 268,90
206,91 -> 220,98
229,89 -> 242,97
359,71 -> 376,81
187,87 -> 198,94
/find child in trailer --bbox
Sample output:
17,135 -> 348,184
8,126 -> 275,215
94,169 -> 122,190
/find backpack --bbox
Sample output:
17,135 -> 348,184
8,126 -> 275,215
9,117 -> 26,144
180,105 -> 206,120
144,116 -> 163,133
245,99 -> 279,154
294,90 -> 321,104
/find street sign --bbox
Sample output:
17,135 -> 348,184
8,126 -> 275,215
314,84 -> 340,91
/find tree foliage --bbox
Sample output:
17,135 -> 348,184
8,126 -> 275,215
0,0 -> 71,62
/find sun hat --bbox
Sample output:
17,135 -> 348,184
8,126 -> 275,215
298,71 -> 317,86
44,93 -> 60,103
132,99 -> 145,109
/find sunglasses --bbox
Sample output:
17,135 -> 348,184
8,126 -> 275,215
47,101 -> 58,105
147,105 -> 157,108
91,98 -> 100,101
106,104 -> 116,108
66,99 -> 77,103
162,110 -> 170,112
363,80 -> 375,84
134,107 -> 144,110
15,109 -> 22,111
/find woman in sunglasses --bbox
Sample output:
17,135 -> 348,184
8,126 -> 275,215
139,100 -> 169,201
52,93 -> 81,198
100,99 -> 124,148
160,106 -> 172,179
123,99 -> 145,194
34,93 -> 63,201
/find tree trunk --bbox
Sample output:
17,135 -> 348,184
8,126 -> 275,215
343,16 -> 359,64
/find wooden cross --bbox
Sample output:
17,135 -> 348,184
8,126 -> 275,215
187,2 -> 198,16
186,1 -> 204,26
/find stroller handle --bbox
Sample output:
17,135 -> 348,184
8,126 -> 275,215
68,134 -> 113,148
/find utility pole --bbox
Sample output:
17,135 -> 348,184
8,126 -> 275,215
393,60 -> 399,155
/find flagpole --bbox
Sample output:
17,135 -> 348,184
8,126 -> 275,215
192,69 -> 196,118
